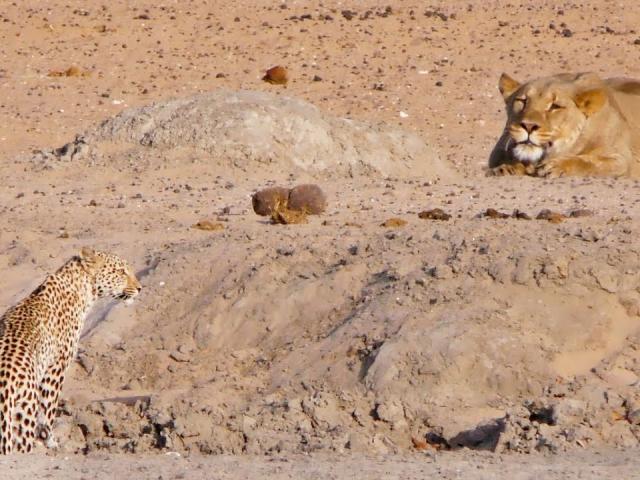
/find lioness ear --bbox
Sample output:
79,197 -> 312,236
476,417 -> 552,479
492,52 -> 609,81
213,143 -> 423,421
79,247 -> 104,273
498,73 -> 521,100
574,88 -> 607,117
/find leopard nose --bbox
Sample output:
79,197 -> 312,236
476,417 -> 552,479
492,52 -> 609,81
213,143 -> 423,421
521,121 -> 539,133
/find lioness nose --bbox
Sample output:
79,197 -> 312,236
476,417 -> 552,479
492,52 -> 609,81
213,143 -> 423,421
521,121 -> 539,133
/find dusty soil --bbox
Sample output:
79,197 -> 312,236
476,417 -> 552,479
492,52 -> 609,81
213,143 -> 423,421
2,0 -> 640,476
3,450 -> 640,480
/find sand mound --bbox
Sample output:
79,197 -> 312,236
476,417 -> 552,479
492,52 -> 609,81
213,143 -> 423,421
47,177 -> 640,456
54,90 -> 453,181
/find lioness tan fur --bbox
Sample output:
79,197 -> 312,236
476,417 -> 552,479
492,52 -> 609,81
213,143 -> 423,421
488,72 -> 640,178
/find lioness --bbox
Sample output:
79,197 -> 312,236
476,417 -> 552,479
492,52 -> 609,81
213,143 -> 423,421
488,72 -> 640,178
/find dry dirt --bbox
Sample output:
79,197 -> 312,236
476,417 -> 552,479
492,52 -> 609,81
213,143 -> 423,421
2,0 -> 640,477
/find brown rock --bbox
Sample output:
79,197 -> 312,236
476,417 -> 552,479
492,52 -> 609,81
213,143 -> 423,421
536,209 -> 567,223
483,208 -> 510,219
569,209 -> 594,218
418,208 -> 451,220
252,187 -> 291,216
262,65 -> 288,85
288,184 -> 327,214
512,209 -> 531,220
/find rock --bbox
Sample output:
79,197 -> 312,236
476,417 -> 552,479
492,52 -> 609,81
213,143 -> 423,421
262,65 -> 288,85
375,399 -> 404,424
551,398 -> 587,424
512,209 -> 531,220
536,209 -> 567,223
483,208 -> 510,219
569,209 -> 594,218
287,184 -> 326,214
627,409 -> 640,425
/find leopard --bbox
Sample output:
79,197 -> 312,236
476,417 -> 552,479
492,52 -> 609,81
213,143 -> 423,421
488,72 -> 640,178
0,248 -> 141,454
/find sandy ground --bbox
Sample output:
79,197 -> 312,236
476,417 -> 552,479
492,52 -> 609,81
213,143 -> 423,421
2,0 -> 640,477
3,450 -> 640,480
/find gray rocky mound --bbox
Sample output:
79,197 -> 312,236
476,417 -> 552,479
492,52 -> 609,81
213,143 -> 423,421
81,89 -> 453,180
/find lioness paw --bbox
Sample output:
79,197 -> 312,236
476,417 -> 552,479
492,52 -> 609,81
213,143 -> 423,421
536,158 -> 566,178
537,157 -> 591,178
486,162 -> 533,177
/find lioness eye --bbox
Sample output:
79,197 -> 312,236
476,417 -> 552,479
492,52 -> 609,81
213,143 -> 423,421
549,103 -> 563,111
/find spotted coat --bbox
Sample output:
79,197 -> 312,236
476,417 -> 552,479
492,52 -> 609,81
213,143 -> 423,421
0,248 -> 141,454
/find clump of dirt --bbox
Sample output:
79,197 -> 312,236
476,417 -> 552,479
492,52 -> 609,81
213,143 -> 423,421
47,66 -> 91,77
381,217 -> 407,227
270,200 -> 308,224
418,208 -> 451,220
192,220 -> 225,231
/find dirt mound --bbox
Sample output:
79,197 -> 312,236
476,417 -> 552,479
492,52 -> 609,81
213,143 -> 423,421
40,90 -> 451,181
35,176 -> 638,456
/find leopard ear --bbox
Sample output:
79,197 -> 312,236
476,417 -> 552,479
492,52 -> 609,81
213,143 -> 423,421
499,73 -> 521,101
574,88 -> 607,117
79,247 -> 104,273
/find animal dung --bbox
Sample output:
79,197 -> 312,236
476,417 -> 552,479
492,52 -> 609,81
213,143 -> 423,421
252,184 -> 326,217
418,208 -> 451,220
262,65 -> 288,85
252,187 -> 291,216
287,184 -> 327,214
270,201 -> 308,225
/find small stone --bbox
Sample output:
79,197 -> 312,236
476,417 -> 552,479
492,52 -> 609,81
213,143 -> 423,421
627,409 -> 640,425
169,350 -> 190,362
262,65 -> 288,85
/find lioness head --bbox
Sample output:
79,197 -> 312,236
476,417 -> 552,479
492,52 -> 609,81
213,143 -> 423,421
498,72 -> 608,164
